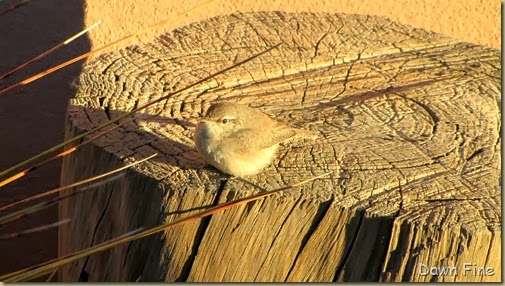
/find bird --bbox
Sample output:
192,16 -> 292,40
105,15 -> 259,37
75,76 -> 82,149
194,102 -> 316,177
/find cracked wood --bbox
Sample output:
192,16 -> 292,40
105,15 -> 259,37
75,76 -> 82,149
59,12 -> 501,282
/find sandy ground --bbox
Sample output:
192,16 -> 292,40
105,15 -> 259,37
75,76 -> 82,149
0,0 -> 499,281
84,0 -> 500,52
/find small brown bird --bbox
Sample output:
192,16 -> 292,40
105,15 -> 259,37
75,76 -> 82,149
194,102 -> 316,177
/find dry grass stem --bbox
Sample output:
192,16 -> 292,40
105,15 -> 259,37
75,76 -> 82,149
0,114 -> 142,188
0,153 -> 157,212
0,0 -> 215,96
0,21 -> 101,80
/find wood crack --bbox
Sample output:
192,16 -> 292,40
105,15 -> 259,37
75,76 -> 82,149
175,179 -> 228,281
333,209 -> 365,281
253,195 -> 303,281
78,187 -> 115,282
285,197 -> 334,281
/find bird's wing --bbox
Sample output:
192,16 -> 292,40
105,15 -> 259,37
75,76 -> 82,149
227,126 -> 297,151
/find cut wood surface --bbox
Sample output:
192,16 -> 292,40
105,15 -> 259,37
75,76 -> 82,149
59,12 -> 501,282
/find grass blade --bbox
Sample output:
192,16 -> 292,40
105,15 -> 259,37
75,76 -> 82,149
45,268 -> 58,282
0,0 -> 29,16
0,0 -> 215,96
0,153 -> 157,212
0,113 -> 142,188
0,174 -> 124,225
0,21 -> 101,80
0,218 -> 71,240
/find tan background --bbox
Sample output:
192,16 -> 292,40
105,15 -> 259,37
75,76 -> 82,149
84,0 -> 500,51
0,0 -> 499,280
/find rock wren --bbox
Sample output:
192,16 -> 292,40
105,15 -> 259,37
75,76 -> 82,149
194,102 -> 316,177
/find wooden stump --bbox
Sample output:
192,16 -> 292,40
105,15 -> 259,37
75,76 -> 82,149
59,12 -> 501,282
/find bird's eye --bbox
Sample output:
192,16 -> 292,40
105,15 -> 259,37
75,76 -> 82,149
222,118 -> 228,124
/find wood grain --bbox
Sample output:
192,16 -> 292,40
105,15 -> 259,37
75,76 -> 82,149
59,12 -> 501,282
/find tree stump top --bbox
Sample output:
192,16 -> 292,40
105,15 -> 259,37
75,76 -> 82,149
64,12 -> 500,282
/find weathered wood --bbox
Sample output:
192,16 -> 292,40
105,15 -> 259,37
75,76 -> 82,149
59,12 -> 501,282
